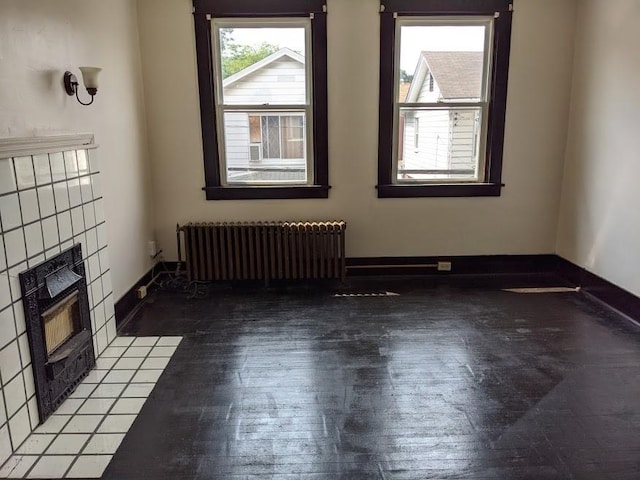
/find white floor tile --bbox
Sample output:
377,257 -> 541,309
65,454 -> 112,478
101,370 -> 135,384
76,398 -> 115,415
0,455 -> 37,478
54,399 -> 84,416
90,383 -> 126,399
82,433 -> 125,455
82,369 -> 108,384
35,415 -> 71,434
26,455 -> 74,478
156,336 -> 183,347
148,346 -> 178,357
112,357 -> 144,370
108,336 -> 134,348
45,433 -> 90,454
94,357 -> 117,370
97,415 -> 137,434
121,384 -> 155,398
140,357 -> 170,370
109,398 -> 146,415
15,434 -> 55,454
131,369 -> 163,383
121,346 -> 152,358
131,337 -> 159,347
68,383 -> 96,399
100,346 -> 126,358
61,415 -> 103,434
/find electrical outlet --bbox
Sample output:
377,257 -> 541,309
437,261 -> 452,272
148,241 -> 157,258
137,286 -> 147,299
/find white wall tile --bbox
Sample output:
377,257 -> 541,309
0,194 -> 22,231
13,157 -> 35,190
19,190 -> 39,225
0,341 -> 22,383
106,317 -> 117,344
97,223 -> 107,249
86,228 -> 98,255
36,185 -> 55,218
49,152 -> 66,182
104,294 -> 114,320
76,149 -> 89,176
8,404 -> 31,449
93,302 -> 105,330
3,229 -> 26,267
0,393 -> 6,428
8,263 -> 25,302
23,365 -> 35,399
0,273 -> 11,311
88,254 -> 100,283
0,235 -> 5,272
53,182 -> 70,212
67,179 -> 81,207
98,248 -> 110,273
73,234 -> 86,254
97,327 -> 107,356
64,150 -> 78,178
27,396 -> 39,430
83,203 -> 96,229
13,303 -> 26,336
0,158 -> 16,195
70,206 -> 84,236
4,374 -> 26,417
80,177 -> 93,202
91,279 -> 103,307
27,254 -> 44,268
90,173 -> 102,198
0,306 -> 17,349
41,217 -> 58,250
57,212 -> 72,242
0,425 -> 11,468
88,150 -> 100,174
94,198 -> 105,224
24,223 -> 44,258
60,239 -> 73,251
101,272 -> 112,298
45,246 -> 61,259
17,333 -> 30,368
32,155 -> 52,186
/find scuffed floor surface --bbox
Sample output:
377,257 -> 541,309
104,275 -> 640,479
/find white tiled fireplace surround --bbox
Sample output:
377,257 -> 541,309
0,136 -> 178,478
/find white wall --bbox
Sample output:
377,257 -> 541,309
0,0 -> 153,300
137,0 -> 577,260
556,0 -> 640,297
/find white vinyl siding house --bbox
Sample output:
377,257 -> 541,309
222,49 -> 307,179
400,52 -> 482,180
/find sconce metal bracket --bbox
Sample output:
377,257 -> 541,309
64,71 -> 78,96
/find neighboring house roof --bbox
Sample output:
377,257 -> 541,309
405,51 -> 483,102
398,82 -> 411,102
223,47 -> 305,88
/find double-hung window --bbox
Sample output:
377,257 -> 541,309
378,0 -> 513,197
193,1 -> 328,200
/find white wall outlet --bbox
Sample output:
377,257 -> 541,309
148,240 -> 157,258
137,285 -> 147,299
437,261 -> 452,272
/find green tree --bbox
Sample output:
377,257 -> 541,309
399,69 -> 414,83
221,42 -> 280,79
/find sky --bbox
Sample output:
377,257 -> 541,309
220,25 -> 485,73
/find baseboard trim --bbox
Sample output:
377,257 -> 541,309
346,254 -> 562,276
555,257 -> 640,325
114,266 -> 155,330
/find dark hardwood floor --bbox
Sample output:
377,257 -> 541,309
105,275 -> 640,479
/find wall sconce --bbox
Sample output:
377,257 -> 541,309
64,67 -> 102,106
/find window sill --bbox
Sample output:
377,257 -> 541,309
203,185 -> 330,200
376,183 -> 503,198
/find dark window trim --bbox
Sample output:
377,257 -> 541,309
377,0 -> 513,198
193,0 -> 329,201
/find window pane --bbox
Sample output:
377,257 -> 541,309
398,107 -> 482,181
223,111 -> 308,184
219,26 -> 307,105
398,25 -> 487,102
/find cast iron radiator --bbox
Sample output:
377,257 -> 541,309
177,221 -> 346,282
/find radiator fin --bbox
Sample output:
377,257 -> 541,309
178,221 -> 346,282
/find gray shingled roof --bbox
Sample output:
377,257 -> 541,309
421,51 -> 483,99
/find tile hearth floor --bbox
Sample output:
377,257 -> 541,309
0,335 -> 182,479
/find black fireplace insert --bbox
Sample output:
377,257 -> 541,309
19,244 -> 95,423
